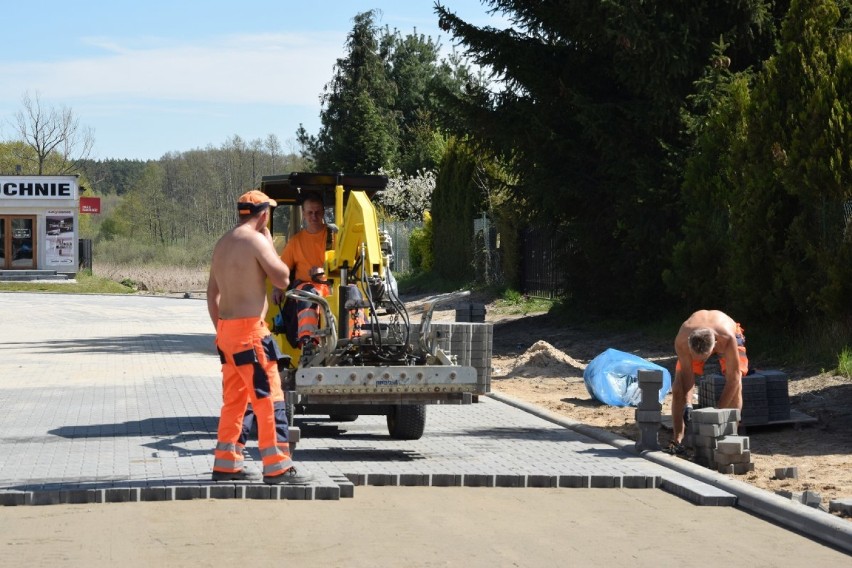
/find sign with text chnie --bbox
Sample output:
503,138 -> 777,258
0,176 -> 79,201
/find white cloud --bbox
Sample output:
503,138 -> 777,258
0,32 -> 345,107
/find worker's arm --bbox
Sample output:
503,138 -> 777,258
721,331 -> 743,384
256,228 -> 291,291
272,239 -> 295,304
206,271 -> 220,328
674,338 -> 696,387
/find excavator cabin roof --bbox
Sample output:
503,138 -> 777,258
260,172 -> 388,206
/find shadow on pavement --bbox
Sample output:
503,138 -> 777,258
0,333 -> 216,356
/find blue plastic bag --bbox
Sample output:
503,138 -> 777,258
583,348 -> 672,407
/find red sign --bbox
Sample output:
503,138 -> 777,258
80,196 -> 101,214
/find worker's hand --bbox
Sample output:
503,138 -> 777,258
272,287 -> 284,305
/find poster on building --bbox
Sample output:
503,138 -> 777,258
45,210 -> 75,266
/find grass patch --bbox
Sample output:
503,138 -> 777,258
396,271 -> 470,295
94,261 -> 209,293
0,271 -> 133,294
490,288 -> 554,315
95,235 -> 215,266
838,346 -> 852,379
717,318 -> 852,371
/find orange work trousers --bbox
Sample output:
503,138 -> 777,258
214,317 -> 292,479
294,281 -> 329,343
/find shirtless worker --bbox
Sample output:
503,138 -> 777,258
207,189 -> 312,484
667,309 -> 749,455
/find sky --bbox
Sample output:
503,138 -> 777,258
0,1 -> 502,162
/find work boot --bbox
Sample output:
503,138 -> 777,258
663,441 -> 688,456
212,468 -> 261,482
263,466 -> 315,485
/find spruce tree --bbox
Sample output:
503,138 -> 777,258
435,0 -> 778,315
298,10 -> 399,172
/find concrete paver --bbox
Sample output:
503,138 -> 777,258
0,292 -> 849,555
0,293 -> 670,501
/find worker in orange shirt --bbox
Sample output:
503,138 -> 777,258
240,192 -> 332,448
272,191 -> 331,359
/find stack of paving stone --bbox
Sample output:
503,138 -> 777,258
455,302 -> 486,323
761,370 -> 792,421
687,408 -> 754,474
411,321 -> 493,393
699,373 -> 774,425
634,369 -> 663,452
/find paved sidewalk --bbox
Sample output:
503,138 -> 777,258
0,292 -> 849,554
0,292 -> 702,501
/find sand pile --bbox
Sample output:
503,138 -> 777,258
509,340 -> 586,378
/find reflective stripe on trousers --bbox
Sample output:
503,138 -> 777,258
294,281 -> 327,342
214,317 -> 292,476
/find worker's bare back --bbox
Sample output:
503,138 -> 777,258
678,310 -> 736,336
209,224 -> 282,321
675,309 -> 738,358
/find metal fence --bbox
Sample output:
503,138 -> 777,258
473,214 -> 503,285
521,226 -> 569,299
381,216 -> 569,299
380,219 -> 420,275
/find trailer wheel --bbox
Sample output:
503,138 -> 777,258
329,414 -> 359,422
387,405 -> 426,440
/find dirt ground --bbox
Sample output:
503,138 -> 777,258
5,487 -> 850,567
448,300 -> 852,520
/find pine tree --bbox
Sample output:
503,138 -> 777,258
434,0 -> 778,315
298,11 -> 399,172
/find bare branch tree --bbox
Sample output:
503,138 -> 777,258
13,91 -> 94,174
264,133 -> 281,175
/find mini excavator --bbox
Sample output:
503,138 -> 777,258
261,172 -> 488,440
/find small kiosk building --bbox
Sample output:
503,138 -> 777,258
0,175 -> 79,275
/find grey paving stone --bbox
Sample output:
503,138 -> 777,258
431,474 -> 462,487
314,485 -> 341,500
829,498 -> 852,516
0,294 -> 738,511
635,410 -> 662,422
590,475 -> 621,488
244,485 -> 273,500
31,491 -> 64,506
174,486 -> 208,500
208,485 -> 237,500
141,487 -> 169,501
774,466 -> 797,480
399,474 -> 430,486
366,473 -> 400,486
660,477 -> 737,506
463,474 -> 495,487
526,475 -> 557,488
0,491 -> 31,506
495,474 -> 525,487
559,475 -> 591,488
105,487 -> 140,503
623,475 -> 659,489
279,485 -> 312,500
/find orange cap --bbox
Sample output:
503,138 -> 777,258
237,190 -> 277,215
